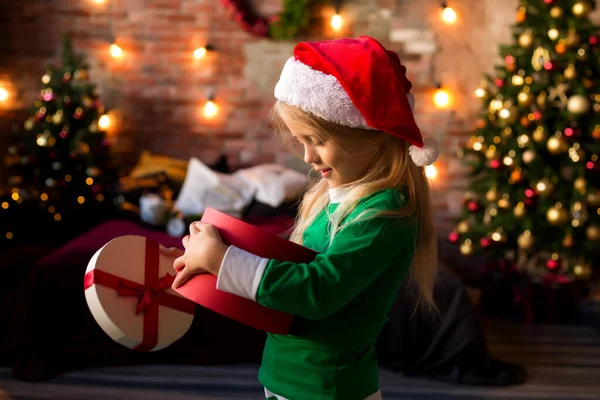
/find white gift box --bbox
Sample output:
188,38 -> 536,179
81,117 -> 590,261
84,235 -> 195,351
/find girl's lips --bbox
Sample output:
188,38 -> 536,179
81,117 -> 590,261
319,168 -> 332,178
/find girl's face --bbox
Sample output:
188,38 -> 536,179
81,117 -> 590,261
284,117 -> 379,188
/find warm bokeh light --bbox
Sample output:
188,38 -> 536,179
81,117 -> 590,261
331,14 -> 343,31
441,6 -> 457,24
99,114 -> 111,129
474,88 -> 486,98
433,88 -> 451,108
0,87 -> 9,102
194,47 -> 208,60
204,100 -> 218,118
425,165 -> 438,180
110,44 -> 123,58
92,0 -> 105,3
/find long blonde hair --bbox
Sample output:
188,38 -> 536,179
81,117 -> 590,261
270,101 -> 438,313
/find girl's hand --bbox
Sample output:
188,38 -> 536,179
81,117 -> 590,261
171,222 -> 229,289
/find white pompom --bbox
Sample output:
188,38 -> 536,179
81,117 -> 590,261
407,92 -> 415,113
409,137 -> 439,166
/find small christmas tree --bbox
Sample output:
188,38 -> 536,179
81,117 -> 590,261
450,0 -> 600,283
3,34 -> 118,245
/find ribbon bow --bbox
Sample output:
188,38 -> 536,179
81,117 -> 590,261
117,273 -> 176,315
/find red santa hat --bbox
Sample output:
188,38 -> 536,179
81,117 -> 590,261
274,36 -> 439,166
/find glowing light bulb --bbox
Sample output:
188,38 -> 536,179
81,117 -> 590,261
99,114 -> 111,129
425,165 -> 438,180
204,100 -> 218,118
474,88 -> 486,98
433,88 -> 450,109
331,14 -> 343,31
194,47 -> 208,60
0,87 -> 8,102
441,6 -> 457,24
110,44 -> 123,58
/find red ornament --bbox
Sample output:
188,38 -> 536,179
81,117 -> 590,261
546,258 -> 560,270
543,0 -> 553,3
543,61 -> 555,71
505,55 -> 515,64
490,159 -> 501,169
494,78 -> 504,87
524,197 -> 533,206
60,130 -> 68,139
586,161 -> 599,171
525,189 -> 535,198
448,231 -> 459,243
564,127 -> 574,137
590,36 -> 598,46
468,201 -> 479,212
480,237 -> 491,248
533,111 -> 542,120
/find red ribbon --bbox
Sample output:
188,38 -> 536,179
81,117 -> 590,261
84,239 -> 195,352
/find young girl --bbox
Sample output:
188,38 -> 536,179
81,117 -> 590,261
165,36 -> 439,400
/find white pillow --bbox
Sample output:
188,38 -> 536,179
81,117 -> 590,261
234,164 -> 308,208
174,157 -> 256,218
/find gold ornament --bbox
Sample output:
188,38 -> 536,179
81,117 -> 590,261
514,202 -> 527,218
533,126 -> 547,142
547,28 -> 560,41
562,234 -> 574,248
532,47 -> 551,71
555,41 -> 567,55
548,83 -> 569,108
485,146 -> 499,160
518,91 -> 534,106
572,1 -> 592,17
550,6 -> 563,18
537,91 -> 547,108
573,262 -> 592,279
519,30 -> 534,48
517,230 -> 535,250
567,95 -> 591,115
587,190 -> 600,206
486,187 -> 499,202
547,203 -> 569,225
547,135 -> 569,155
498,198 -> 511,209
535,178 -> 554,195
522,149 -> 536,164
571,201 -> 588,227
566,30 -> 581,47
586,224 -> 600,241
457,220 -> 470,233
574,177 -> 587,192
460,241 -> 474,256
564,64 -> 577,80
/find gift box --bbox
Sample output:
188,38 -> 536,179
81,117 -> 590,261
84,235 -> 196,352
173,207 -> 318,334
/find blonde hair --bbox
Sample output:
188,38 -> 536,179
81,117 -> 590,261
270,101 -> 438,314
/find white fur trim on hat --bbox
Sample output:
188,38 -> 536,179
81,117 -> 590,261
409,136 -> 440,166
274,57 -> 372,129
274,57 -> 416,129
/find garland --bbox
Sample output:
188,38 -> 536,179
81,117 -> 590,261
220,0 -> 319,40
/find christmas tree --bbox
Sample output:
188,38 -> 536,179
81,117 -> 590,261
2,34 -> 118,246
451,0 -> 600,283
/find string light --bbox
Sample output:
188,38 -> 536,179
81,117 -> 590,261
425,165 -> 438,180
98,114 -> 111,129
331,14 -> 343,31
441,3 -> 457,24
204,93 -> 218,118
0,87 -> 8,102
193,44 -> 215,60
433,85 -> 451,109
92,0 -> 105,3
110,44 -> 123,58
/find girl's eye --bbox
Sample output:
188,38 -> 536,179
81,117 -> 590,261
313,140 -> 325,146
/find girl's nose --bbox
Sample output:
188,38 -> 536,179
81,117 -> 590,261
304,146 -> 319,164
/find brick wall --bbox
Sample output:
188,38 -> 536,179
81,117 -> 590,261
1,0 -> 598,234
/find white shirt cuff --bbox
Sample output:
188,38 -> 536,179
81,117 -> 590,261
216,245 -> 269,301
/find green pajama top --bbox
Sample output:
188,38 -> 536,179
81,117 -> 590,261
256,188 -> 417,400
